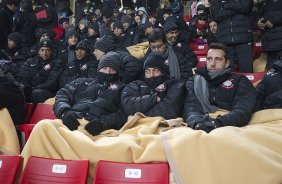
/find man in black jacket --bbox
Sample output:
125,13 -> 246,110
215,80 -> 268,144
257,0 -> 282,69
121,52 -> 185,119
144,29 -> 193,81
255,59 -> 282,111
210,0 -> 253,72
18,39 -> 64,103
54,52 -> 126,136
183,43 -> 256,133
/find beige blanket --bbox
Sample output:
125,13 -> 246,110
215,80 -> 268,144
0,108 -> 20,155
21,110 -> 282,184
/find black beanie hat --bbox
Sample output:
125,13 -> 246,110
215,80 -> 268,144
144,52 -> 169,75
113,21 -> 124,31
97,52 -> 120,72
39,39 -> 53,50
76,39 -> 91,53
65,28 -> 78,39
163,21 -> 178,34
88,22 -> 100,34
121,14 -> 131,24
142,22 -> 153,30
94,35 -> 115,53
35,28 -> 47,41
197,4 -> 206,12
8,32 -> 23,46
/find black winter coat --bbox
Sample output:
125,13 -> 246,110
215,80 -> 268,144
54,78 -> 126,130
0,76 -> 25,125
18,56 -> 64,93
211,0 -> 253,44
259,0 -> 282,51
0,7 -> 14,50
59,55 -> 98,88
121,79 -> 185,119
183,68 -> 256,128
255,60 -> 282,110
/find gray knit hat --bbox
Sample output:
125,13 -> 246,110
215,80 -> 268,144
121,14 -> 131,24
98,52 -> 121,72
65,28 -> 78,39
78,19 -> 90,27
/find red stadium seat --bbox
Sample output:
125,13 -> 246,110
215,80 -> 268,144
20,124 -> 36,143
93,160 -> 169,184
29,103 -> 57,124
253,41 -> 263,59
20,156 -> 89,184
189,43 -> 208,55
232,71 -> 265,85
196,55 -> 207,68
0,155 -> 22,184
24,103 -> 34,124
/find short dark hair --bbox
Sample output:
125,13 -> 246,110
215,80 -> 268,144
148,29 -> 166,44
5,0 -> 18,6
208,43 -> 229,61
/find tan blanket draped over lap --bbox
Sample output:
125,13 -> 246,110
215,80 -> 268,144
0,108 -> 20,155
21,109 -> 282,184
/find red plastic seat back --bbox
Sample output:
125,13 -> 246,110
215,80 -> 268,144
93,160 -> 169,184
253,41 -> 263,59
20,124 -> 36,143
24,103 -> 34,124
29,103 -> 57,124
20,156 -> 90,184
189,43 -> 208,55
0,155 -> 22,184
196,55 -> 207,68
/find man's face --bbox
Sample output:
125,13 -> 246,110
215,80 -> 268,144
75,48 -> 87,60
145,68 -> 163,78
123,22 -> 129,30
134,16 -> 141,25
150,40 -> 166,55
166,30 -> 179,44
95,9 -> 101,16
8,39 -> 16,49
149,17 -> 156,25
79,23 -> 86,30
39,47 -> 52,60
40,33 -> 49,42
209,21 -> 217,34
114,28 -> 123,36
206,49 -> 229,72
68,35 -> 78,46
88,28 -> 96,37
94,49 -> 105,60
99,67 -> 117,74
145,27 -> 153,35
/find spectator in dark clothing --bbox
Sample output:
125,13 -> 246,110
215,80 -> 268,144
13,0 -> 38,48
121,52 -> 185,119
207,20 -> 217,45
132,21 -> 154,45
77,19 -> 90,40
53,52 -> 126,135
145,29 -> 193,81
34,0 -> 58,29
136,7 -> 148,24
210,0 -> 253,72
0,0 -> 17,50
55,0 -> 73,19
0,58 -> 25,125
59,39 -> 98,88
162,8 -> 189,32
7,32 -> 30,79
18,39 -> 64,103
93,35 -> 143,84
52,17 -> 69,41
30,28 -> 49,57
257,0 -> 282,69
58,28 -> 79,64
183,43 -> 256,133
163,21 -> 198,68
121,14 -> 135,47
255,59 -> 282,111
87,22 -> 100,48
189,13 -> 209,43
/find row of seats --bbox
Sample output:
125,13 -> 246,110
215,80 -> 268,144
0,155 -> 169,184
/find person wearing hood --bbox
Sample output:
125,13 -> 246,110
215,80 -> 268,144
59,39 -> 98,88
13,0 -> 38,48
136,7 -> 148,24
255,59 -> 282,111
54,52 -> 126,135
183,43 -> 256,133
29,28 -> 50,57
18,39 -> 64,103
0,50 -> 26,125
93,35 -> 143,83
121,52 -> 185,119
78,19 -> 90,40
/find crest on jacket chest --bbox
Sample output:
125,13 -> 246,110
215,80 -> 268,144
222,79 -> 234,89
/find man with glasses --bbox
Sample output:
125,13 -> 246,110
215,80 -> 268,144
145,29 -> 193,81
183,43 -> 256,133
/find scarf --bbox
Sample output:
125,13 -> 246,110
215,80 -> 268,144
68,45 -> 76,64
194,68 -> 231,113
165,45 -> 181,80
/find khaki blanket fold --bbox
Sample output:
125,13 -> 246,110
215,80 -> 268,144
21,110 -> 282,184
0,108 -> 20,155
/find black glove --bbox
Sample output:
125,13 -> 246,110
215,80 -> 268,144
194,120 -> 215,133
98,87 -> 121,107
84,118 -> 104,136
62,110 -> 80,131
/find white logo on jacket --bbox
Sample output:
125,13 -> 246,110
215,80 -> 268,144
222,79 -> 234,89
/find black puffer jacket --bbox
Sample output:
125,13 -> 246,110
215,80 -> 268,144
183,68 -> 256,128
115,50 -> 143,84
59,55 -> 98,88
18,56 -> 64,92
211,0 -> 253,44
259,0 -> 282,51
255,60 -> 282,110
0,7 -> 14,50
54,78 -> 126,130
121,79 -> 185,119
